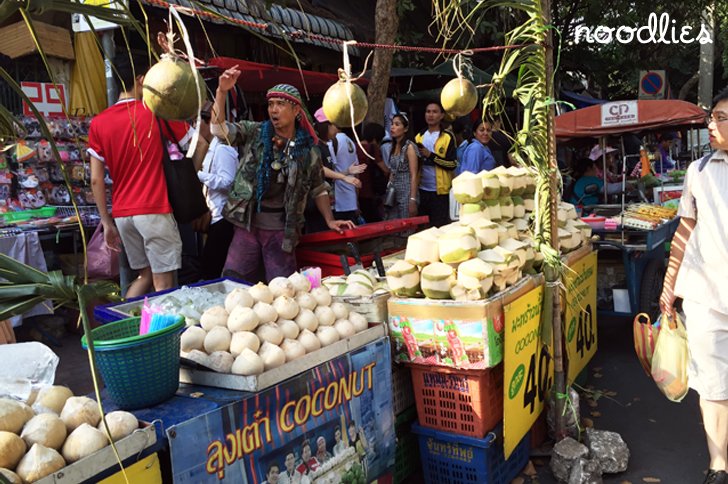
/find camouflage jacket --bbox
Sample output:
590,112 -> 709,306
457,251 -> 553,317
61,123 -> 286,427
219,120 -> 329,253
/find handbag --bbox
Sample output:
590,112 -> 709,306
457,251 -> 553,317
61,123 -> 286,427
650,312 -> 690,402
157,119 -> 210,224
633,312 -> 660,376
87,223 -> 120,280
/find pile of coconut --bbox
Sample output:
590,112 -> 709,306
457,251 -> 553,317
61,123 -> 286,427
0,388 -> 140,483
181,272 -> 371,376
320,269 -> 390,298
386,170 -> 592,301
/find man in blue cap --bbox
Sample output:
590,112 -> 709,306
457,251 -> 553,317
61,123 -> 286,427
211,66 -> 354,283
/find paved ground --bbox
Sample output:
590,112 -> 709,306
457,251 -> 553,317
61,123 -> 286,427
18,312 -> 709,484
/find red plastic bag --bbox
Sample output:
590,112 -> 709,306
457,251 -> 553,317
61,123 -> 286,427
87,223 -> 119,280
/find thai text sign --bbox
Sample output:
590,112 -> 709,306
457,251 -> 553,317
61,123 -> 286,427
503,284 -> 551,459
601,101 -> 638,126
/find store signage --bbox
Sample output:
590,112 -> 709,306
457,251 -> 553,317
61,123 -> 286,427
168,338 -> 395,484
564,251 -> 598,382
503,284 -> 551,459
600,100 -> 639,127
21,82 -> 67,117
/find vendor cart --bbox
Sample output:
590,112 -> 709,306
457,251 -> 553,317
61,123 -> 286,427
296,216 -> 429,276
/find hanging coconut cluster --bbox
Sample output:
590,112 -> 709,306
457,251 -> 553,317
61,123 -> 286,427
322,69 -> 368,128
441,77 -> 478,117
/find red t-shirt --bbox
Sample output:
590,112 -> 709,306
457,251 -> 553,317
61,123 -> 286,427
87,99 -> 190,218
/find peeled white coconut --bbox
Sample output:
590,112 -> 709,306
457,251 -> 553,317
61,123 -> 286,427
295,292 -> 317,311
15,443 -> 65,482
60,397 -> 101,432
524,196 -> 535,212
229,331 -> 260,356
499,197 -> 514,220
0,431 -> 26,469
560,202 -> 578,220
558,227 -> 577,251
32,386 -> 73,416
499,238 -> 528,268
492,166 -> 514,196
295,308 -> 319,332
452,171 -> 484,203
566,219 -> 592,240
200,305 -> 229,331
249,283 -> 274,304
334,319 -> 356,339
269,277 -> 296,298
297,329 -> 321,352
557,207 -> 568,227
385,260 -> 420,297
0,468 -> 20,484
280,339 -> 307,362
323,277 -> 347,296
420,262 -> 456,299
231,348 -> 265,376
310,287 -> 331,307
224,288 -> 254,313
512,217 -> 530,234
314,306 -> 336,327
181,326 -> 207,352
405,229 -> 440,266
206,351 -> 235,373
277,319 -> 300,340
256,323 -> 284,346
511,196 -> 526,218
184,350 -> 211,368
20,413 -> 66,450
507,166 -> 528,196
483,199 -> 502,221
479,171 -> 501,200
253,302 -> 278,324
227,306 -> 260,332
342,282 -> 373,297
203,326 -> 232,353
62,423 -> 108,463
316,326 -> 340,346
0,398 -> 33,433
450,284 -> 482,301
273,296 -> 300,320
469,218 -> 499,249
459,203 -> 486,225
478,249 -> 513,276
347,270 -> 376,287
258,342 -> 286,371
457,257 -> 494,298
98,411 -> 138,442
492,246 -> 522,271
288,272 -> 311,293
348,312 -> 368,332
438,226 -> 479,264
330,302 -> 349,320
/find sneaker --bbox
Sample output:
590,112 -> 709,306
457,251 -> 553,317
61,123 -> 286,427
705,470 -> 728,484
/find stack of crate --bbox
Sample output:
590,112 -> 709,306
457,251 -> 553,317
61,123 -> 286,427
391,364 -> 419,484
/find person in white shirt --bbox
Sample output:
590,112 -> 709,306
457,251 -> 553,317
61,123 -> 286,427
328,125 -> 363,223
196,104 -> 238,280
661,87 -> 728,484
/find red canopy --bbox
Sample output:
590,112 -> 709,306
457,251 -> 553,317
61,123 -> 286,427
207,57 -> 367,96
555,99 -> 705,139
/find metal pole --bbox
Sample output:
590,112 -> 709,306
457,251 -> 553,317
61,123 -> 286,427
601,137 -> 607,203
101,31 -> 117,106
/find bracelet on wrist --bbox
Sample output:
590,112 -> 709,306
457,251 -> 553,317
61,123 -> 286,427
409,197 -> 417,202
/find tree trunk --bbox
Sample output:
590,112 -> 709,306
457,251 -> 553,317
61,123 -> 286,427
365,0 -> 398,125
678,72 -> 700,101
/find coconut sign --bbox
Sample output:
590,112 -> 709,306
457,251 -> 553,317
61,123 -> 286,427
143,55 -> 206,121
441,77 -> 478,117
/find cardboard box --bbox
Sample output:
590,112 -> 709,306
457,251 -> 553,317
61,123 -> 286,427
0,21 -> 74,60
387,275 -> 543,369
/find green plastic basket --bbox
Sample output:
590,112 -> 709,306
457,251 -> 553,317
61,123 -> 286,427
81,316 -> 184,410
395,407 -> 420,484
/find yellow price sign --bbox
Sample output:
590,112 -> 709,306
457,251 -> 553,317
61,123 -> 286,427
503,284 -> 552,459
563,251 -> 598,383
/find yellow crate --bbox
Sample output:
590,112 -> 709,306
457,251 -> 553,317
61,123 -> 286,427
98,453 -> 162,484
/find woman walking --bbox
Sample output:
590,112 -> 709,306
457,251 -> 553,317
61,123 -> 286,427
384,114 -> 419,220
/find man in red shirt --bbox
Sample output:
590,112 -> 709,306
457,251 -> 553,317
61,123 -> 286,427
88,52 -> 191,297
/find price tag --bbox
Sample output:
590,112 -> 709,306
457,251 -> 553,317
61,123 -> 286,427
564,251 -> 598,382
503,284 -> 552,459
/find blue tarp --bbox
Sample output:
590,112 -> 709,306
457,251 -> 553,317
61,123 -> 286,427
561,90 -> 606,109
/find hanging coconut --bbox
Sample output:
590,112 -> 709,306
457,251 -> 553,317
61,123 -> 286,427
143,55 -> 206,121
441,77 -> 477,117
322,69 -> 368,128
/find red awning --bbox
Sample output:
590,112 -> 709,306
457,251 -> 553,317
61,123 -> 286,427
555,99 -> 706,139
207,57 -> 367,96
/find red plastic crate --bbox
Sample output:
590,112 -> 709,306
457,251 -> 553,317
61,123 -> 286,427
409,363 -> 504,438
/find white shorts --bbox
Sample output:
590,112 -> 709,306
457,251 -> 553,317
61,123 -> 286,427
683,299 -> 728,401
115,213 -> 182,274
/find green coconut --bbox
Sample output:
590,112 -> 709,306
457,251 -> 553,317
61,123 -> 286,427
479,171 -> 501,200
452,171 -> 484,203
441,78 -> 478,117
323,71 -> 368,128
421,263 -> 456,299
142,55 -> 206,121
438,227 -> 479,264
386,260 -> 421,297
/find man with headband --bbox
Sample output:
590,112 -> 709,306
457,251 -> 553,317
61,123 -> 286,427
211,66 -> 354,283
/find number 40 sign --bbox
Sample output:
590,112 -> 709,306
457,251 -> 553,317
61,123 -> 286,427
563,251 -> 598,382
503,284 -> 552,459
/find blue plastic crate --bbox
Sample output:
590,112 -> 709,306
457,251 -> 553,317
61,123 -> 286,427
411,422 -> 529,484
